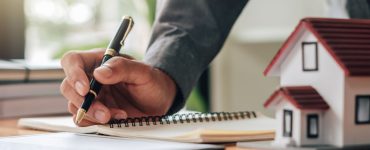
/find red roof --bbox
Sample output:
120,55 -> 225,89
264,18 -> 370,76
264,86 -> 329,110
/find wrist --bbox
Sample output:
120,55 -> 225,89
154,68 -> 177,113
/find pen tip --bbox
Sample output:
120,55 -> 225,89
76,108 -> 86,124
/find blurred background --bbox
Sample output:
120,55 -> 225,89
0,0 -> 347,115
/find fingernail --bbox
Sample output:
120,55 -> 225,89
75,81 -> 85,96
94,110 -> 106,123
96,65 -> 112,77
114,113 -> 126,119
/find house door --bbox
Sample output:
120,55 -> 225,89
307,114 -> 319,138
283,110 -> 293,137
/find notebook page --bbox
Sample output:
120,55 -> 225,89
18,116 -> 98,133
0,132 -> 222,150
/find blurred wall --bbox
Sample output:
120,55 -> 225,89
0,0 -> 25,59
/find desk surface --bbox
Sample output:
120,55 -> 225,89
0,118 -> 47,137
0,118 -> 250,150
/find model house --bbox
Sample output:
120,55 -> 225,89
263,18 -> 370,147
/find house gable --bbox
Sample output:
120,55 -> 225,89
264,19 -> 347,77
263,21 -> 307,76
265,18 -> 370,77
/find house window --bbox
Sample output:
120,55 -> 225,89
307,114 -> 319,138
283,110 -> 293,137
355,95 -> 370,124
302,42 -> 318,71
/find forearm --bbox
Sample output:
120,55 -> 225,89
144,0 -> 248,114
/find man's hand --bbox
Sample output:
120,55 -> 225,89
60,49 -> 176,126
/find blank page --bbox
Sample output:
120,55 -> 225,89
0,132 -> 222,150
18,116 -> 97,133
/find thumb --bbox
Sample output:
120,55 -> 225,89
93,57 -> 153,85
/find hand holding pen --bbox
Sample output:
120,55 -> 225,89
60,16 -> 177,126
75,16 -> 134,124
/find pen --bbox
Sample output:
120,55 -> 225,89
75,16 -> 134,124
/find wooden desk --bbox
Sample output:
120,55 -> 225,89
0,118 -> 250,150
0,118 -> 47,137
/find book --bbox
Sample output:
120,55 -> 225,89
0,132 -> 222,150
0,95 -> 69,118
18,111 -> 276,143
0,82 -> 61,99
0,81 -> 69,118
0,59 -> 65,83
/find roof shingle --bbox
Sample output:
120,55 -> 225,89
264,86 -> 329,110
305,18 -> 370,76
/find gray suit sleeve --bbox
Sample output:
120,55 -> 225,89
144,0 -> 248,114
346,0 -> 370,19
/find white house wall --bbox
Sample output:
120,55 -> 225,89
273,99 -> 302,146
343,77 -> 370,145
300,110 -> 325,146
279,31 -> 345,146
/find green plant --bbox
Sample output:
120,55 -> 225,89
185,87 -> 207,112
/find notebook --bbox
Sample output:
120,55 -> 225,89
18,111 -> 276,143
0,82 -> 61,99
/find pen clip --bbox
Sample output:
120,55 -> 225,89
120,16 -> 134,46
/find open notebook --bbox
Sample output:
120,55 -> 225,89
18,111 -> 276,143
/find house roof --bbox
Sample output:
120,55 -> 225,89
264,18 -> 370,76
264,86 -> 329,110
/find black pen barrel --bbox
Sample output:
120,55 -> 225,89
81,54 -> 110,112
107,16 -> 134,53
81,16 -> 133,112
81,79 -> 102,111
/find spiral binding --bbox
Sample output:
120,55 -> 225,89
108,111 -> 257,128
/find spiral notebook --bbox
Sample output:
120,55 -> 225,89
18,111 -> 275,143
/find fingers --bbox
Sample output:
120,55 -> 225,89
61,49 -> 105,72
61,49 -> 135,126
61,79 -> 84,107
89,101 -> 111,123
67,100 -> 111,124
62,79 -> 110,124
60,50 -> 135,95
63,81 -> 126,125
68,101 -> 127,126
68,102 -> 97,127
72,115 -> 98,127
60,49 -> 105,96
109,108 -> 128,119
93,57 -> 153,85
119,54 -> 135,60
